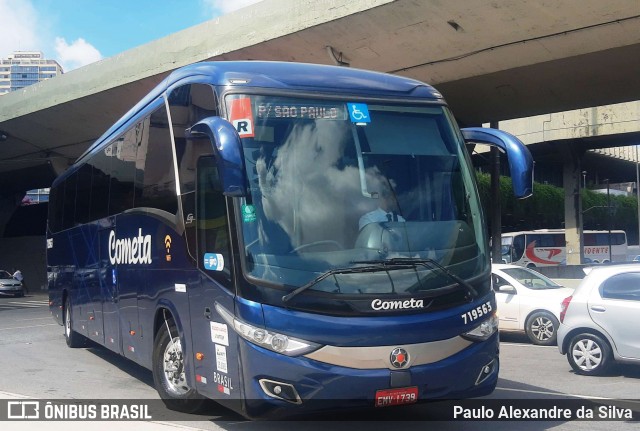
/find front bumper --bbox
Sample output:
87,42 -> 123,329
238,332 -> 499,419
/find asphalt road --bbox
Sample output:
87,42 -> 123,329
0,291 -> 638,431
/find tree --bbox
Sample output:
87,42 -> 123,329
476,172 -> 639,244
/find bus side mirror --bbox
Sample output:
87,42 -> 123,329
461,127 -> 533,199
189,117 -> 247,197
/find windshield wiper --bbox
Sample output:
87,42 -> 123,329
282,264 -> 399,305
351,257 -> 478,299
282,257 -> 478,305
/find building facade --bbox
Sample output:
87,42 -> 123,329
0,51 -> 63,95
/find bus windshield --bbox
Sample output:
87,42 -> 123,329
231,94 -> 488,296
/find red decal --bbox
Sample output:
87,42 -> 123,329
228,98 -> 255,138
547,249 -> 562,259
525,241 -> 561,265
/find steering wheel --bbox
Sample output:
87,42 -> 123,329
290,240 -> 343,253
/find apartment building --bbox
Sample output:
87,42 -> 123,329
0,51 -> 63,95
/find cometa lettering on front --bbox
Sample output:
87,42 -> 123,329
109,229 -> 152,265
371,298 -> 424,311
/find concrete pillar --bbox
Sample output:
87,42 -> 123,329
562,144 -> 584,265
489,121 -> 502,264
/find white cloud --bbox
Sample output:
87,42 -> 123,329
0,0 -> 40,58
0,0 -> 102,71
202,0 -> 263,16
54,37 -> 103,72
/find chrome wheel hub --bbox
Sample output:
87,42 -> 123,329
163,337 -> 189,396
531,317 -> 554,341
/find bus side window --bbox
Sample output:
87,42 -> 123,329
170,83 -> 218,261
134,105 -> 178,216
108,134 -> 137,215
196,156 -> 232,285
512,235 -> 525,261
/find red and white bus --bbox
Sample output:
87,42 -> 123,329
500,229 -> 628,267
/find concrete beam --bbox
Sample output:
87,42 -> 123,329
0,0 -> 392,123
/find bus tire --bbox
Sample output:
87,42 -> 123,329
152,320 -> 206,413
525,311 -> 558,346
64,296 -> 86,348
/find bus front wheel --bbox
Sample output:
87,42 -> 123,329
152,320 -> 206,413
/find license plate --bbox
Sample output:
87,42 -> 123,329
374,386 -> 418,407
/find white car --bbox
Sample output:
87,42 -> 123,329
492,264 -> 574,345
558,264 -> 640,375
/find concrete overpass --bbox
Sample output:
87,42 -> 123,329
0,0 -> 639,265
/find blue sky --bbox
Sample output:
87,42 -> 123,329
1,0 -> 262,71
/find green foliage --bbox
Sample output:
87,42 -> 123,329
475,172 -> 639,242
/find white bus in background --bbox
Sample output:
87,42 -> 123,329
500,229 -> 628,267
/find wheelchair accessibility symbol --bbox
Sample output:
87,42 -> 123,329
347,103 -> 370,123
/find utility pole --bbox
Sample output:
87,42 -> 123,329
636,145 -> 640,247
490,121 -> 501,264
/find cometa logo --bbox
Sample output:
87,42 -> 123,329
108,229 -> 152,265
371,298 -> 424,311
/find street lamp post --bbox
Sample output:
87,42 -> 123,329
582,170 -> 587,189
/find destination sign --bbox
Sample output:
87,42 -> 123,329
256,103 -> 346,120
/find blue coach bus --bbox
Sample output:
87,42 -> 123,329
47,61 -> 532,418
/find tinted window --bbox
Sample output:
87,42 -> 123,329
171,83 -> 217,194
601,273 -> 640,301
169,84 -> 217,259
75,164 -> 93,223
62,173 -> 77,230
88,146 -> 111,220
48,183 -> 64,232
109,131 -> 137,215
492,274 -> 511,291
501,267 -> 562,289
197,156 -> 232,286
612,232 -> 626,246
512,235 -> 525,260
135,105 -> 177,214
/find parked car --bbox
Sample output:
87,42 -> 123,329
492,264 -> 574,345
557,264 -> 640,375
0,270 -> 24,297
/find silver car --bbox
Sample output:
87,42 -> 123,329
0,270 -> 24,297
557,264 -> 640,375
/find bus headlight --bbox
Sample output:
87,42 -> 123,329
462,313 -> 498,342
216,303 -> 321,356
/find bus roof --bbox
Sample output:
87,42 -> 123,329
64,61 -> 443,180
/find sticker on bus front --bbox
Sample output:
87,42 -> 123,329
204,253 -> 225,271
229,97 -> 255,138
347,103 -> 370,124
242,204 -> 257,222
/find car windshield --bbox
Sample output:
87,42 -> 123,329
232,94 -> 488,296
0,271 -> 12,279
501,267 -> 562,290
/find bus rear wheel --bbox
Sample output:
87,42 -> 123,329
152,320 -> 206,413
64,296 -> 86,348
